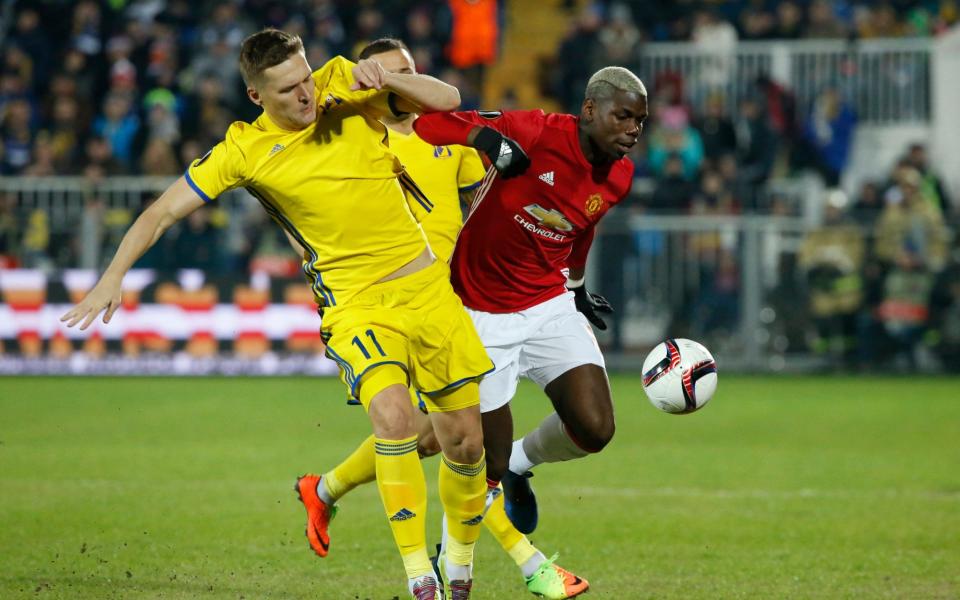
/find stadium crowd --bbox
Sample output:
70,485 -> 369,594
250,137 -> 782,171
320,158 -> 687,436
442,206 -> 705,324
1,0 -> 958,370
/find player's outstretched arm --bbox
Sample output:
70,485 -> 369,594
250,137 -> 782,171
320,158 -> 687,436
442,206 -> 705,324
414,112 -> 531,178
350,58 -> 459,113
60,177 -> 205,330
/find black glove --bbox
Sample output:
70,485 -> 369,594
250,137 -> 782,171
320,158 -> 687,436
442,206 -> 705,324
473,126 -> 531,179
569,282 -> 613,330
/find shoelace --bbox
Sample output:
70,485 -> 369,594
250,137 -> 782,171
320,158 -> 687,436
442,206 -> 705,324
448,579 -> 473,600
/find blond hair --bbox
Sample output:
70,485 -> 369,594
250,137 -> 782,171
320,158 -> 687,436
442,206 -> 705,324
585,67 -> 647,100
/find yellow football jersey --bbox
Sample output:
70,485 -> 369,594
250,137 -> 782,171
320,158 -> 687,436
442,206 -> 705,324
185,56 -> 427,308
388,128 -> 486,263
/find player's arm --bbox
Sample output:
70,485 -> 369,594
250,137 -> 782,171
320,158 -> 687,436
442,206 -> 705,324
60,177 -> 205,329
351,58 -> 459,114
566,225 -> 613,330
413,111 -> 532,178
283,229 -> 305,257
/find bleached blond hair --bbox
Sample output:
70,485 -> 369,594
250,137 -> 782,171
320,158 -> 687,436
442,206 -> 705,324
585,67 -> 647,101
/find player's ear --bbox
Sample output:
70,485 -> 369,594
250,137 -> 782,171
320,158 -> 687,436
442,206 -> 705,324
247,86 -> 262,107
581,98 -> 595,123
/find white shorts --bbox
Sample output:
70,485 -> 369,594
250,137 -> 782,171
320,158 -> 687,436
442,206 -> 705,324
467,292 -> 606,413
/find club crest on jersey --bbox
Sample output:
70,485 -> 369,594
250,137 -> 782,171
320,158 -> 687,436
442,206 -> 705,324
585,193 -> 604,216
523,204 -> 574,232
433,145 -> 452,158
319,94 -> 343,114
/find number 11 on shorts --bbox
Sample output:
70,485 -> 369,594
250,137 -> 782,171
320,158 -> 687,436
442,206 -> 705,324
352,329 -> 386,359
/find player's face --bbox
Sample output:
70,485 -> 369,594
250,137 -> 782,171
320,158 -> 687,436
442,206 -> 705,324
367,48 -> 416,75
583,91 -> 648,162
249,52 -> 317,131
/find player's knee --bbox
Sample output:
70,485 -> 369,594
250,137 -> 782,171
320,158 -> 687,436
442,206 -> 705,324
442,428 -> 484,464
570,412 -> 615,453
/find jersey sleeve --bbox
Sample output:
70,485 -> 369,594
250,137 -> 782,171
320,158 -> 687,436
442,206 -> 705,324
457,147 -> 486,191
567,222 -> 596,271
414,109 -> 546,150
184,124 -> 248,202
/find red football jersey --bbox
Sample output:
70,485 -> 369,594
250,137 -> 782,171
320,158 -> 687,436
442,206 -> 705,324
449,110 -> 635,313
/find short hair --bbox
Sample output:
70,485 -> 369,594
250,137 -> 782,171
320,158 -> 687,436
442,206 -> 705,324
358,37 -> 410,60
585,67 -> 647,101
239,28 -> 304,87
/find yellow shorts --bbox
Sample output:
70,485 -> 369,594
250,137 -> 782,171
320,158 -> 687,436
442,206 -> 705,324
321,260 -> 493,412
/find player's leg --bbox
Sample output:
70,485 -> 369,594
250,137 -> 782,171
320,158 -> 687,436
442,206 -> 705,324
504,294 -> 610,534
481,484 -> 590,599
424,383 -> 487,595
297,395 -> 435,559
511,364 -> 614,472
362,366 -> 438,596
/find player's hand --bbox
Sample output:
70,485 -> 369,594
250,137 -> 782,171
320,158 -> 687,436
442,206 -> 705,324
473,127 -> 531,178
569,282 -> 613,330
60,279 -> 122,331
351,58 -> 387,91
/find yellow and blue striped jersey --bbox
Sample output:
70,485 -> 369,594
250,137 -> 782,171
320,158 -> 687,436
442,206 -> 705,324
185,56 -> 427,308
389,128 -> 485,263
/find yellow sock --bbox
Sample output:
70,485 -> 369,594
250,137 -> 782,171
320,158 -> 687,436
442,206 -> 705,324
324,434 -> 376,502
483,487 -> 538,566
439,453 -> 486,567
375,435 -> 432,579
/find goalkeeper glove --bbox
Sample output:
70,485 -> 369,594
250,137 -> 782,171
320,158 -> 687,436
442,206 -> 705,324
473,127 -> 531,179
568,279 -> 613,330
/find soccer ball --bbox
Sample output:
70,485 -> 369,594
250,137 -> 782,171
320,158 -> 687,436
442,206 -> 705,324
641,338 -> 718,414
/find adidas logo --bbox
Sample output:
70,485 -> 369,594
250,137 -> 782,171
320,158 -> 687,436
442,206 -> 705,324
389,508 -> 416,522
498,140 -> 512,159
460,514 -> 484,526
269,143 -> 285,156
538,171 -> 554,186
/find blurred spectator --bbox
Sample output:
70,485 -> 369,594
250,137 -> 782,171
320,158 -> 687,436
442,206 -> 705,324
904,143 -> 951,215
692,8 -> 738,93
802,88 -> 856,187
21,209 -> 51,269
798,191 -> 865,363
93,93 -> 141,169
774,1 -> 805,39
805,0 -> 849,38
10,8 -> 52,92
930,262 -> 960,371
70,1 -> 105,57
738,0 -> 776,40
1,98 -> 34,175
874,168 -> 949,273
849,181 -> 884,228
647,105 -> 704,179
734,96 -> 776,185
46,96 -> 85,172
596,3 -> 642,72
648,154 -> 697,212
445,0 -> 499,93
81,136 -> 128,179
140,138 -> 180,176
694,93 -> 737,162
553,6 -> 603,112
171,208 -> 223,272
23,132 -> 56,177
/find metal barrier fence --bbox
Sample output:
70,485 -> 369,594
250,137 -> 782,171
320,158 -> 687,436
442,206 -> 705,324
639,38 -> 932,124
0,176 -> 258,269
593,213 -> 956,372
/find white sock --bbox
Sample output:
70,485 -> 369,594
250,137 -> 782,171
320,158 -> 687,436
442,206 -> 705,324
444,555 -> 472,582
520,551 -> 548,579
440,512 -> 448,556
521,412 -> 589,466
316,477 -> 336,506
508,438 -> 535,474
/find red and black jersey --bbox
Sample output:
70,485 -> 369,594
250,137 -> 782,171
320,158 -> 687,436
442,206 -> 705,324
416,109 -> 634,313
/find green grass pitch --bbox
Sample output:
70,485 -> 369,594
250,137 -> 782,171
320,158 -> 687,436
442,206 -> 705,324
1,375 -> 958,599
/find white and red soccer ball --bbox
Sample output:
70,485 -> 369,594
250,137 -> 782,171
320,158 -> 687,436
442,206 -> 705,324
641,338 -> 718,414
